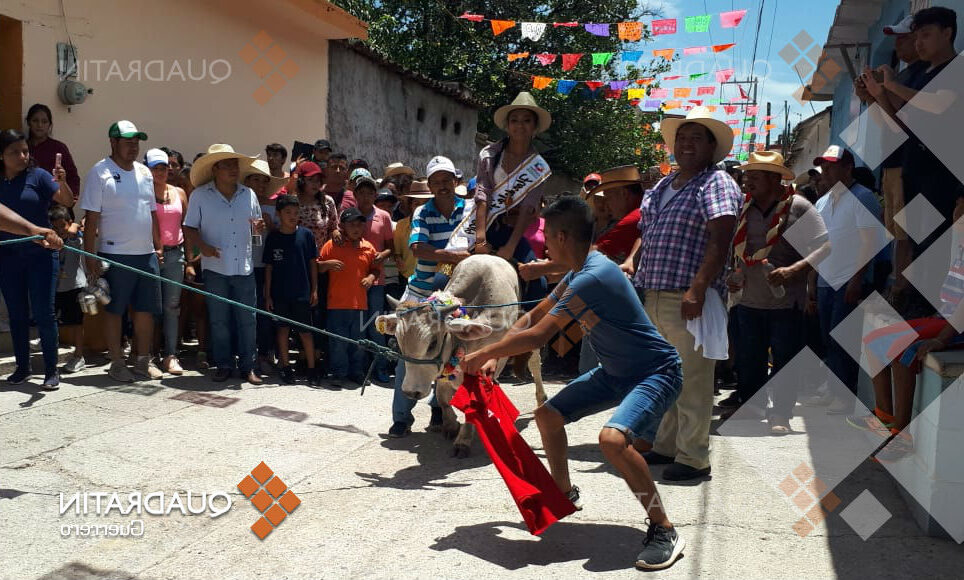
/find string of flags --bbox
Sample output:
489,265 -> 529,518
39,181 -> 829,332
459,10 -> 747,40
506,43 -> 737,69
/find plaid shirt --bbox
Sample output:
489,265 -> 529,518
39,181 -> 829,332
633,167 -> 743,295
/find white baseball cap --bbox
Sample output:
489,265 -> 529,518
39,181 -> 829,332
884,15 -> 914,35
145,148 -> 169,168
426,155 -> 457,179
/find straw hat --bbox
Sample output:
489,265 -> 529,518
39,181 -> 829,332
404,180 -> 434,199
793,166 -> 821,186
738,151 -> 795,180
241,159 -> 288,195
493,92 -> 552,134
587,165 -> 643,196
190,144 -> 255,187
660,107 -> 734,165
384,162 -> 415,178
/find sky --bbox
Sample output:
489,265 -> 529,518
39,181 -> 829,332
637,0 -> 840,145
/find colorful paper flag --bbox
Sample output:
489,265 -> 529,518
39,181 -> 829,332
653,49 -> 675,60
535,53 -> 557,66
591,52 -> 614,66
715,68 -> 735,82
684,46 -> 707,56
604,89 -> 623,99
458,13 -> 484,22
561,53 -> 584,71
636,77 -> 655,85
507,52 -> 530,62
747,105 -> 759,115
720,9 -> 748,29
652,19 -> 677,35
763,115 -> 773,120
689,72 -> 708,80
724,105 -> 738,114
712,43 -> 736,53
732,128 -> 742,136
685,14 -> 712,33
491,20 -> 517,36
553,22 -> 578,28
664,100 -> 682,109
532,76 -> 552,90
643,99 -> 662,109
627,88 -> 646,99
585,23 -> 610,37
664,75 -> 682,81
755,143 -> 766,151
737,152 -> 749,161
688,99 -> 704,106
618,22 -> 643,41
726,119 -> 740,125
706,105 -> 718,112
674,87 -> 692,98
738,85 -> 749,99
621,50 -> 644,62
610,80 -> 629,90
698,86 -> 716,96
746,127 -> 758,134
521,22 -> 547,41
556,80 -> 577,95
649,88 -> 669,98
764,124 -> 777,131
584,81 -> 604,91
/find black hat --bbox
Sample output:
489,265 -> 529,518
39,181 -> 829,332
313,139 -> 332,151
375,190 -> 398,204
340,207 -> 366,223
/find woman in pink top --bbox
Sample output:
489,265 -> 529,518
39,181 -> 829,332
146,148 -> 189,375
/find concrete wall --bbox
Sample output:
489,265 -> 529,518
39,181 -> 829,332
1,0 -> 362,180
790,110 -> 833,178
327,43 -> 480,178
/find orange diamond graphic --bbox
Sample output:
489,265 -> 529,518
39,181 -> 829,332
279,490 -> 301,513
251,489 -> 273,512
251,461 -> 274,484
280,59 -> 300,79
265,71 -> 287,94
792,462 -> 814,482
822,59 -> 843,81
821,491 -> 841,512
252,57 -> 274,79
265,476 -> 287,498
253,85 -> 273,106
778,474 -> 799,497
792,489 -> 815,511
237,475 -> 259,498
807,504 -> 826,525
251,516 -> 273,539
265,503 -> 287,526
807,477 -> 828,498
565,322 -> 585,344
239,43 -> 259,65
252,30 -> 273,51
266,43 -> 287,65
792,516 -> 815,537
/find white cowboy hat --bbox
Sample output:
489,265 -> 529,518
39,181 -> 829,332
660,107 -> 734,165
403,180 -> 434,199
493,92 -> 552,134
190,144 -> 256,187
738,151 -> 795,180
241,159 -> 288,195
383,162 -> 415,178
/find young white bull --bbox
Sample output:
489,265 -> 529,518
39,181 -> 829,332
376,255 -> 546,458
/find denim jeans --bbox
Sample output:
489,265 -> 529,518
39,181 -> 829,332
204,271 -> 257,372
364,285 -> 390,373
391,358 -> 439,425
327,309 -> 365,377
0,249 -> 59,374
735,305 -> 805,418
159,246 -> 184,357
253,268 -> 274,357
817,285 -> 860,394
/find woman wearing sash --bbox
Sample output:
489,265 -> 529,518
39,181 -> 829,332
473,92 -> 551,305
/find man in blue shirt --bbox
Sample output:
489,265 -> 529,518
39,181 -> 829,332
463,196 -> 685,571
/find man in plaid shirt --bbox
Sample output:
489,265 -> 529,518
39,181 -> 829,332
628,108 -> 743,481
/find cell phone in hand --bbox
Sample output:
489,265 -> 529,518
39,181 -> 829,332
291,141 -> 315,163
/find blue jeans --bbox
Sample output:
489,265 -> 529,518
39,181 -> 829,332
365,285 -> 390,373
391,357 -> 439,425
159,246 -> 184,357
204,271 -> 257,372
0,249 -> 59,374
817,285 -> 860,394
327,309 -> 365,377
735,305 -> 805,417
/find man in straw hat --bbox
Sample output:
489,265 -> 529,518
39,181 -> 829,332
626,107 -> 743,481
183,144 -> 265,385
80,120 -> 164,383
724,151 -> 828,434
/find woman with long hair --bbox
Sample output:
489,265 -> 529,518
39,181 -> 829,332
25,104 -> 80,199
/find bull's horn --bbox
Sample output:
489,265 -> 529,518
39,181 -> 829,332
437,304 -> 462,316
387,295 -> 400,310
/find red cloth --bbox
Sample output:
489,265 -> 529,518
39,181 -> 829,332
595,208 -> 641,264
450,375 -> 576,535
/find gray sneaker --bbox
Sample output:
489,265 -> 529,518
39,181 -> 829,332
566,485 -> 584,511
62,354 -> 86,374
636,521 -> 685,570
108,361 -> 135,383
134,356 -> 163,380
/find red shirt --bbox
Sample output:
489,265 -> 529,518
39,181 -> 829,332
362,206 -> 394,286
319,239 -> 376,310
595,208 -> 640,263
29,138 -> 80,196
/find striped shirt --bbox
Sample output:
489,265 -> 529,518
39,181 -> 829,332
407,197 -> 466,297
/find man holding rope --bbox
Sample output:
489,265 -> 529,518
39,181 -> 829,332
462,196 -> 686,571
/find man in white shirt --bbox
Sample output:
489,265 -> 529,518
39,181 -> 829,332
81,120 -> 163,383
183,144 -> 264,385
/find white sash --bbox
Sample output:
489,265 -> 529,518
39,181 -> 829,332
445,154 -> 551,251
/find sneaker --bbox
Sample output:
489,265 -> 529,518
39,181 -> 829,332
663,462 -> 711,481
41,372 -> 60,391
196,351 -> 210,370
635,521 -> 685,570
6,368 -> 30,384
280,366 -> 296,384
642,451 -> 676,465
29,337 -> 42,353
717,391 -> 742,408
566,485 -> 584,511
108,361 -> 135,383
875,431 -> 914,463
307,368 -> 323,388
134,356 -> 163,380
62,354 -> 86,374
162,355 -> 184,375
826,397 -> 853,415
801,387 -> 833,407
387,421 -> 412,438
846,413 -> 893,439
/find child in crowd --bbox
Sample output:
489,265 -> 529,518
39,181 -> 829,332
49,206 -> 86,373
263,195 -> 319,386
319,207 -> 379,388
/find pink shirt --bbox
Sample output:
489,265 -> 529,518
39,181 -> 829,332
156,186 -> 184,247
363,206 -> 394,285
524,217 -> 546,259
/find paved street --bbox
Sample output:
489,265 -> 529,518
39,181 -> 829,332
1,353 -> 962,580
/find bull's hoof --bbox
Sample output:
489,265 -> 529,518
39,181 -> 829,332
426,423 -> 443,433
450,444 -> 471,459
442,423 -> 460,440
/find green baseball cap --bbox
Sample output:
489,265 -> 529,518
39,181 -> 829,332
108,120 -> 148,140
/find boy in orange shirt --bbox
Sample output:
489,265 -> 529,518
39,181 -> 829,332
319,207 -> 379,388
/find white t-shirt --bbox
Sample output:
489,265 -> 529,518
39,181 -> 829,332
814,182 -> 886,289
659,182 -> 681,211
80,158 -> 157,255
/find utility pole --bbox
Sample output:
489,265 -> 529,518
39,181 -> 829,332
718,78 -> 759,159
765,102 -> 772,149
783,100 -> 790,155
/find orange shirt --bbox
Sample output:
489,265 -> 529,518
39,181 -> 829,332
319,239 -> 377,310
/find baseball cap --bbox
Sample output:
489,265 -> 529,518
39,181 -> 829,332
584,172 -> 602,185
340,207 -> 365,223
108,120 -> 147,140
145,148 -> 169,168
884,15 -> 913,35
298,161 -> 323,177
426,155 -> 457,179
813,145 -> 855,166
354,175 -> 377,190
313,139 -> 331,151
375,190 -> 398,204
349,168 -> 373,183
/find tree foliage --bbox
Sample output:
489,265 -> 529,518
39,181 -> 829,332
335,0 -> 670,178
